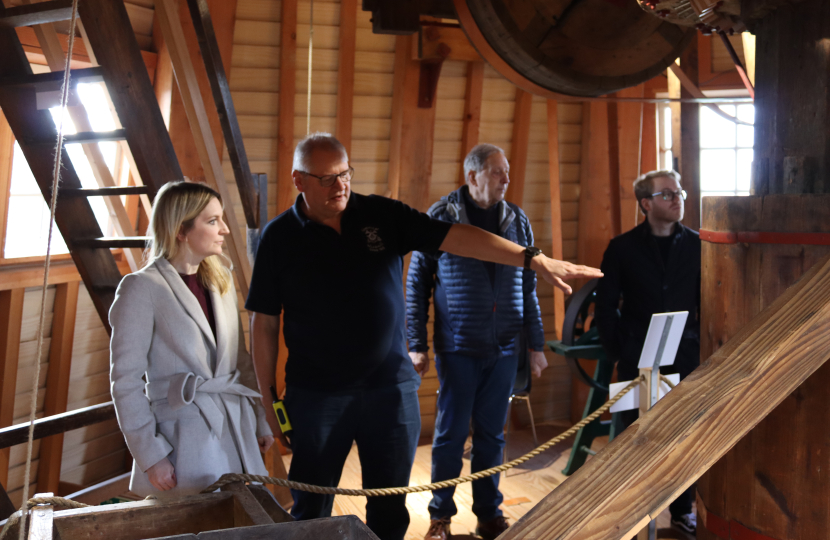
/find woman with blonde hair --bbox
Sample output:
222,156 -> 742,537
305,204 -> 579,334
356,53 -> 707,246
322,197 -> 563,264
109,180 -> 273,496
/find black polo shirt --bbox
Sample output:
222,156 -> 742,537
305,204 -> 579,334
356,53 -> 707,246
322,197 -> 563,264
246,192 -> 452,391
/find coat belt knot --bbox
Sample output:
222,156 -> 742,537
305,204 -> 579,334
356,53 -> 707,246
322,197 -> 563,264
154,371 -> 261,437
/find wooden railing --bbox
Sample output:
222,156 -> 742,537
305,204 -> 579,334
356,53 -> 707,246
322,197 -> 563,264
502,252 -> 830,540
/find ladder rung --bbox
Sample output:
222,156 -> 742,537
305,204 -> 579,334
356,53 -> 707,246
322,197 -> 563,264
0,0 -> 75,28
63,129 -> 127,144
60,186 -> 150,197
74,237 -> 151,249
0,67 -> 105,91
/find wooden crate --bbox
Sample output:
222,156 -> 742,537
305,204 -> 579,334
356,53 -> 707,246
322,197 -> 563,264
4,483 -> 383,540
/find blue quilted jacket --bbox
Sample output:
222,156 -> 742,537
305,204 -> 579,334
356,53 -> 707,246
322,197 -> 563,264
405,187 -> 545,357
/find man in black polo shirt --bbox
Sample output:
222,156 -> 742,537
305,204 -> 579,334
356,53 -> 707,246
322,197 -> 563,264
595,169 -> 700,535
246,133 -> 602,540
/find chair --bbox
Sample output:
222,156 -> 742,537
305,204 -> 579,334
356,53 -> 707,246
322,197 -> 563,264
503,334 -> 538,467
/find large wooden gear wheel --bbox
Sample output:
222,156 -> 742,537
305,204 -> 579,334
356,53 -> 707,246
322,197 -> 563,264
453,0 -> 696,97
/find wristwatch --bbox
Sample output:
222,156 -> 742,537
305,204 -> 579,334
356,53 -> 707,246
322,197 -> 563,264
524,246 -> 542,269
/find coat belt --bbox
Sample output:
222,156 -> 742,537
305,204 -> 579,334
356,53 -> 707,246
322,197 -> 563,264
145,371 -> 261,437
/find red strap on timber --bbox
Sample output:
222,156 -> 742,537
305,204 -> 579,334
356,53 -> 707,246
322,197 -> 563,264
700,229 -> 830,245
703,506 -> 731,539
698,493 -> 782,540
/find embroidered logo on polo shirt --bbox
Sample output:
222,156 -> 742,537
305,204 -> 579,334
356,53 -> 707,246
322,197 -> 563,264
362,227 -> 385,252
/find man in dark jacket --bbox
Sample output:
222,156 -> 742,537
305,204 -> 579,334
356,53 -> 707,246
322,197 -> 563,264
595,169 -> 700,535
406,144 -> 548,540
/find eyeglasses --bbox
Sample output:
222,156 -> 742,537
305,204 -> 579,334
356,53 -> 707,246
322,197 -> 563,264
301,167 -> 354,187
649,189 -> 687,202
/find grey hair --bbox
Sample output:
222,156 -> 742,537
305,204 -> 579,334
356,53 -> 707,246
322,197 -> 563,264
633,169 -> 681,213
292,132 -> 348,172
463,143 -> 505,182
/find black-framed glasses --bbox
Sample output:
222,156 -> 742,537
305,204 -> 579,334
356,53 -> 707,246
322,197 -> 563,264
300,167 -> 354,187
650,189 -> 687,202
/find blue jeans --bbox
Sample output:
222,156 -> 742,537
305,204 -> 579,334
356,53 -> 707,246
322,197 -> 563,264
429,352 -> 518,521
283,377 -> 421,540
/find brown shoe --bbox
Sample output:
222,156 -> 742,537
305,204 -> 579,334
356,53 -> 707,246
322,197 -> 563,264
425,518 -> 452,540
475,516 -> 510,540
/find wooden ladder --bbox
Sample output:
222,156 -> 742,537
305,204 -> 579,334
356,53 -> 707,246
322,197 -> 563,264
0,0 -> 265,332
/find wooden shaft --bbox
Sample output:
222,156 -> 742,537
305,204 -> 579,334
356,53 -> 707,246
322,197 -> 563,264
499,250 -> 830,540
0,402 -> 115,450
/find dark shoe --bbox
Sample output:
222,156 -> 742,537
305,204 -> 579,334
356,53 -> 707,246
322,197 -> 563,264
425,518 -> 452,540
670,513 -> 697,534
476,516 -> 510,540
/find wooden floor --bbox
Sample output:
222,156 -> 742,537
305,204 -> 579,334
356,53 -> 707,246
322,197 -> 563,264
283,422 -> 691,540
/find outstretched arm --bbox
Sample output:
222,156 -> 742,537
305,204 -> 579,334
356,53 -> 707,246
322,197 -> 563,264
439,223 -> 603,294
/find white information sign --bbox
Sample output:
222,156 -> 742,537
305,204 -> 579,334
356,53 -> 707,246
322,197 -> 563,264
636,311 -> 689,369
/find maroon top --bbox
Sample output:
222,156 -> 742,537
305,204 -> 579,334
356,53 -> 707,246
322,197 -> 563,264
179,273 -> 217,339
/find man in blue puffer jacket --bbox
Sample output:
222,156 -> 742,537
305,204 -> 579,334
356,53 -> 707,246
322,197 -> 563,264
406,144 -> 548,540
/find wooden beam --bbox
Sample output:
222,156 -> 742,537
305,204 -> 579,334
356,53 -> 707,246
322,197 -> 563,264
0,402 -> 115,450
335,0 -> 357,155
641,77 -> 661,175
500,250 -> 830,540
616,85 -> 646,233
185,0 -> 259,228
152,12 -> 174,130
0,262 -> 112,291
0,110 -> 13,259
417,24 -> 481,63
397,36 -> 437,212
546,101 -> 564,340
679,35 -> 701,231
14,26 -> 155,82
0,288 -> 24,488
154,0 -> 252,294
577,102 -> 615,270
505,88 -> 532,206
36,282 -> 79,495
25,13 -> 144,271
0,0 -> 74,29
276,0 -> 297,215
458,61 -> 483,187
386,35 -> 409,200
606,99 -> 622,239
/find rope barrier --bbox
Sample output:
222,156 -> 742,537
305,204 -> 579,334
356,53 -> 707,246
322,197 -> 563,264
201,376 -> 644,496
15,2 -> 81,540
660,374 -> 676,389
0,377 -> 640,538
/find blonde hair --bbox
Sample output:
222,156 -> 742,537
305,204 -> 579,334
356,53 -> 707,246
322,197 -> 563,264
633,169 -> 681,214
147,181 -> 233,296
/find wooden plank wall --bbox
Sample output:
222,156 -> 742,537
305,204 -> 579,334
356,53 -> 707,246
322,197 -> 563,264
522,96 -> 582,423
59,285 -> 127,489
1,284 -> 128,507
351,3 -> 396,196
6,287 -> 55,507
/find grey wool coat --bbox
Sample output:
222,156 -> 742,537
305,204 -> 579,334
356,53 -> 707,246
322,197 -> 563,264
109,257 -> 270,497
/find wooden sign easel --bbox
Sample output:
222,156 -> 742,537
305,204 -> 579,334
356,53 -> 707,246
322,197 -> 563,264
608,311 -> 688,540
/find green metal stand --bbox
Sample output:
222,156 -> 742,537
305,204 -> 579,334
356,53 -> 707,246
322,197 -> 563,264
548,327 -> 618,475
